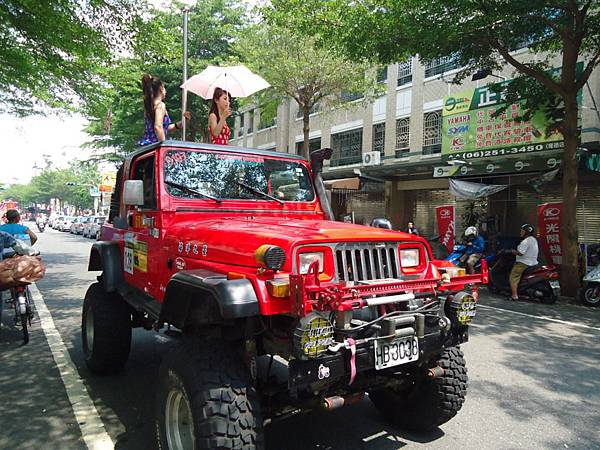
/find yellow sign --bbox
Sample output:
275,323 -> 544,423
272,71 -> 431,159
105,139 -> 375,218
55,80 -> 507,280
133,241 -> 148,272
101,172 -> 117,187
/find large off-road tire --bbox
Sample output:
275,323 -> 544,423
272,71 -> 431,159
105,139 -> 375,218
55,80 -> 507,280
156,337 -> 263,450
579,282 -> 600,307
81,282 -> 131,374
369,347 -> 468,431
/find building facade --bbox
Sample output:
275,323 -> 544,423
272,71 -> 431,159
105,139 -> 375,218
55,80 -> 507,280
229,49 -> 600,246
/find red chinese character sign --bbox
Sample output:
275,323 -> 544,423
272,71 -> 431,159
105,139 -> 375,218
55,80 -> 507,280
537,202 -> 563,265
435,205 -> 455,253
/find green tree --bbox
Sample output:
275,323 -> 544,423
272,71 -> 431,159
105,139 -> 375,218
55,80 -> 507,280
235,23 -> 379,159
83,0 -> 246,160
269,0 -> 600,295
0,0 -> 142,115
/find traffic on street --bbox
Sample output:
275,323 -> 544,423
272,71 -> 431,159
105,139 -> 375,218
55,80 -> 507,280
1,226 -> 599,450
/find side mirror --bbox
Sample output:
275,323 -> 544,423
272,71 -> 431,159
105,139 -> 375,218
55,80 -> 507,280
123,180 -> 144,206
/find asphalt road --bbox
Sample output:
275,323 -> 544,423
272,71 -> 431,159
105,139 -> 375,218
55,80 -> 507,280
1,225 -> 599,450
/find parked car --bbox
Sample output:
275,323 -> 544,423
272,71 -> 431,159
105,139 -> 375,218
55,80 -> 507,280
70,217 -> 82,234
88,216 -> 106,240
50,216 -> 64,229
73,216 -> 91,235
57,216 -> 74,232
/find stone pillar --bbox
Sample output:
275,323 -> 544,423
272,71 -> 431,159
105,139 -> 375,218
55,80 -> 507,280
410,57 -> 425,151
385,63 -> 399,158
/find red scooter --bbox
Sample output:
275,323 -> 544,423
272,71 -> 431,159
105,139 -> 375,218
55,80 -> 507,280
488,250 -> 559,304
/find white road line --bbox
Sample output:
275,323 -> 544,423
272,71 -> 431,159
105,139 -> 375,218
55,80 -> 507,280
29,283 -> 115,450
478,304 -> 600,332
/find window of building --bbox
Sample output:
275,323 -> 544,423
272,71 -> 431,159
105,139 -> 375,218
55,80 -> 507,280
247,111 -> 253,134
395,117 -> 410,157
259,115 -> 276,130
237,113 -> 244,137
340,91 -> 364,103
377,66 -> 388,83
397,59 -> 412,86
330,128 -> 363,167
372,123 -> 385,156
422,111 -> 442,154
296,138 -> 322,155
424,56 -> 460,78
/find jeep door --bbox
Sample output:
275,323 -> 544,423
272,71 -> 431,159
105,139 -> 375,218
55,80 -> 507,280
125,152 -> 162,298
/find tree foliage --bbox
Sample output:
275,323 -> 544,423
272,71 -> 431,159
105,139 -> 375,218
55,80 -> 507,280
1,162 -> 101,211
0,0 -> 143,115
268,0 -> 600,295
83,0 -> 247,160
235,22 -> 380,158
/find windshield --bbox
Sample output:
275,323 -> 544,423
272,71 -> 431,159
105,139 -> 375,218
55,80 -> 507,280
163,150 -> 315,202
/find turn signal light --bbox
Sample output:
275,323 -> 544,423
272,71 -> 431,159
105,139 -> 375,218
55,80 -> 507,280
266,278 -> 290,297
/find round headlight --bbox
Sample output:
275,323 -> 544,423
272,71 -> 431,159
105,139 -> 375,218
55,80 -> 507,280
255,244 -> 286,271
293,312 -> 334,359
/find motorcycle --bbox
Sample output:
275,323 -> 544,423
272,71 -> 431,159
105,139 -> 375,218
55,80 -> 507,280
1,238 -> 40,344
579,265 -> 600,307
488,250 -> 559,304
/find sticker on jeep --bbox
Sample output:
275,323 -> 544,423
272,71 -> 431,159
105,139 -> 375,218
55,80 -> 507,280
124,242 -> 134,274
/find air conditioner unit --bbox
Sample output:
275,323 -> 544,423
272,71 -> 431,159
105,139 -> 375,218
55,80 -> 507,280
363,151 -> 381,166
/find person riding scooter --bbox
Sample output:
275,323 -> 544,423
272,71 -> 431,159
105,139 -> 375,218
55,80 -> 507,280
509,223 -> 539,301
459,226 -> 485,274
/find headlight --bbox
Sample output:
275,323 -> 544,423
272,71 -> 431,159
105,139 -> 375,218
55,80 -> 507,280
293,312 -> 334,359
299,252 -> 324,274
400,249 -> 420,267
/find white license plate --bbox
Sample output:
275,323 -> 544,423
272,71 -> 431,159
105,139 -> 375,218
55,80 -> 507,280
374,336 -> 419,370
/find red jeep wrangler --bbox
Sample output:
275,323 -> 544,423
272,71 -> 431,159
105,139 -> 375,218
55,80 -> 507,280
83,140 -> 487,449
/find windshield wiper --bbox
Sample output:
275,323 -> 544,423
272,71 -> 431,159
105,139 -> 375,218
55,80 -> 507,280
235,180 -> 285,205
165,180 -> 221,203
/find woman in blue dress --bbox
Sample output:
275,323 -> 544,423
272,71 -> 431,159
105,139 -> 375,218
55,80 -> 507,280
138,75 -> 190,146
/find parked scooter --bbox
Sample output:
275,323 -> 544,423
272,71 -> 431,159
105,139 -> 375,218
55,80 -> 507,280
488,250 -> 559,304
580,265 -> 600,306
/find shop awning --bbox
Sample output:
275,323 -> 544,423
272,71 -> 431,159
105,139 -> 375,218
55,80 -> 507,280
323,177 -> 361,190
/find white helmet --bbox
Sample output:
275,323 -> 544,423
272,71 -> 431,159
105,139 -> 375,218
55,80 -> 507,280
465,226 -> 478,237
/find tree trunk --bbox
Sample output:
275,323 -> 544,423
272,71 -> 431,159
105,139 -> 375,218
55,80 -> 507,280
302,106 -> 310,160
560,95 -> 580,297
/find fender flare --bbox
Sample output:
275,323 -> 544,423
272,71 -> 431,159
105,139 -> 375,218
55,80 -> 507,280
160,270 -> 259,329
88,242 -> 123,293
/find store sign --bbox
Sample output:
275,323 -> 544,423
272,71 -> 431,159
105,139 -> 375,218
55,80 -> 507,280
100,171 -> 117,194
435,205 -> 455,253
537,202 -> 563,265
441,64 -> 582,162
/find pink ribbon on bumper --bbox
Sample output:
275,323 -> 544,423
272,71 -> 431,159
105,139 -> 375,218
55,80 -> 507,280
347,337 -> 357,385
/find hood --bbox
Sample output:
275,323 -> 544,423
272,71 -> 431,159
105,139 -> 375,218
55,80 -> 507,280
166,217 -> 425,270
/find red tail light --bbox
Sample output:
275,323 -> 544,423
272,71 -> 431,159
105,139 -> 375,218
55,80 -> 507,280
548,271 -> 559,279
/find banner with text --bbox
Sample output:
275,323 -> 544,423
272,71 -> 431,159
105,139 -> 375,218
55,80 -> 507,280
537,202 -> 563,265
441,64 -> 582,163
435,205 -> 455,253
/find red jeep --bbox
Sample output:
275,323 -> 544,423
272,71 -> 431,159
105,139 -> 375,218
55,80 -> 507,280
83,141 -> 487,449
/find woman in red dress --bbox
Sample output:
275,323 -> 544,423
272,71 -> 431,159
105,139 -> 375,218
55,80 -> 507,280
208,87 -> 232,145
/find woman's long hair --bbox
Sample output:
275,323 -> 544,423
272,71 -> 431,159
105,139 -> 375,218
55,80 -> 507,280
141,74 -> 163,123
209,87 -> 231,123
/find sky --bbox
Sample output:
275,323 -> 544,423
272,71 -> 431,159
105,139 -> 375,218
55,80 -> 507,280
1,113 -> 93,185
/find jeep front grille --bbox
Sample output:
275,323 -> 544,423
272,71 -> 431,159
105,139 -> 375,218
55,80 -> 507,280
335,243 -> 400,282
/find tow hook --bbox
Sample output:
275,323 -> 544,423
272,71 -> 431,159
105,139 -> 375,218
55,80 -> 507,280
428,366 -> 445,379
322,393 -> 364,410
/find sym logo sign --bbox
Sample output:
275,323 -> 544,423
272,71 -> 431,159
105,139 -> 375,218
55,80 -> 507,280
544,207 -> 560,218
439,209 -> 451,218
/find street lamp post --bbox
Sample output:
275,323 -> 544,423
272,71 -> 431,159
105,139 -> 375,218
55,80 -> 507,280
181,6 -> 190,140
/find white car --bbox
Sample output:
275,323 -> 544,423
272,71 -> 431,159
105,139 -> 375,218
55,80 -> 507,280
83,216 -> 106,239
57,216 -> 74,232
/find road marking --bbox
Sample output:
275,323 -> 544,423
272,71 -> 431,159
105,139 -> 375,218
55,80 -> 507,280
362,431 -> 388,442
478,304 -> 600,332
29,283 -> 115,450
